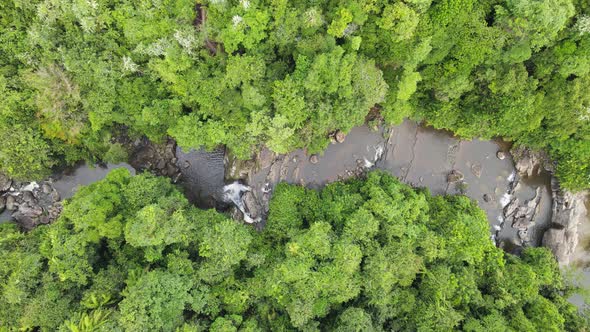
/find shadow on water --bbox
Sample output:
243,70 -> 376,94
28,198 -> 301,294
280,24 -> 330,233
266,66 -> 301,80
52,162 -> 136,200
175,146 -> 226,209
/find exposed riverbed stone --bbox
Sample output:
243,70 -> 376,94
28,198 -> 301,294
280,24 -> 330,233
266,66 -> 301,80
6,195 -> 16,211
512,146 -> 554,177
447,170 -> 464,183
496,151 -> 506,160
129,138 -> 181,180
309,155 -> 319,164
1,180 -> 63,230
471,163 -> 482,178
542,179 -> 588,265
335,130 -> 346,143
0,174 -> 11,192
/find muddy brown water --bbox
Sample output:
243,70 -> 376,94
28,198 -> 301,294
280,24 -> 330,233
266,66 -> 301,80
244,120 -> 553,247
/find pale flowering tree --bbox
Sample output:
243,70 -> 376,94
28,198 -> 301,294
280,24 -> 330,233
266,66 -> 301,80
173,29 -> 197,54
122,56 -> 139,73
575,15 -> 590,35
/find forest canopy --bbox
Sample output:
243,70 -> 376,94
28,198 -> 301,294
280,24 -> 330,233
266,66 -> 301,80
0,0 -> 589,190
0,169 -> 587,331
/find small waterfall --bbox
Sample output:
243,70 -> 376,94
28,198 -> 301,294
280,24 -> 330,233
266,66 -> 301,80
222,181 -> 260,224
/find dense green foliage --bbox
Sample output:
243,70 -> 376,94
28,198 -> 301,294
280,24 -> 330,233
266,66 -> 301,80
0,0 -> 589,189
0,169 -> 586,331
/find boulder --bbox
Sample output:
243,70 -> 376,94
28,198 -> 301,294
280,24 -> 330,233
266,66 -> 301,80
41,183 -> 52,194
496,151 -> 506,160
18,204 -> 43,217
5,195 -> 17,211
243,191 -> 261,222
309,155 -> 319,164
156,159 -> 166,170
511,146 -> 553,177
542,179 -> 588,265
447,170 -> 464,183
335,130 -> 346,143
22,191 -> 35,203
471,163 -> 482,178
0,173 -> 11,192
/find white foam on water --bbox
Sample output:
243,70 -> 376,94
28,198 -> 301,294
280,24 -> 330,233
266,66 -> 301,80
374,145 -> 384,161
507,171 -> 516,183
500,193 -> 512,207
22,182 -> 39,192
222,181 -> 260,224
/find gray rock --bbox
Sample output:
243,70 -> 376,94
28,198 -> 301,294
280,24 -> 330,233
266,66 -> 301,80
496,151 -> 506,160
309,155 -> 319,164
257,148 -> 276,171
22,191 -> 35,203
242,191 -> 261,221
50,190 -> 60,202
511,146 -> 553,177
6,195 -> 17,211
165,163 -> 177,177
0,174 -> 11,192
447,170 -> 464,183
483,194 -> 491,203
335,130 -> 346,143
13,214 -> 36,230
471,163 -> 482,178
0,196 -> 5,212
156,159 -> 166,170
18,204 -> 43,217
542,179 -> 588,265
41,183 -> 53,194
503,198 -> 520,219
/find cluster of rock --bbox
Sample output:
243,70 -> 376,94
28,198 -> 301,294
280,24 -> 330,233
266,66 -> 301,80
503,186 -> 543,246
543,179 -> 588,265
227,147 -> 285,226
512,146 -> 588,265
512,146 -> 554,176
491,147 -> 552,248
0,174 -> 62,230
129,138 -> 181,181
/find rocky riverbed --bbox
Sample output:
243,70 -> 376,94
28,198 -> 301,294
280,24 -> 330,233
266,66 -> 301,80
224,120 -> 563,253
0,163 -> 135,229
1,120 -> 587,268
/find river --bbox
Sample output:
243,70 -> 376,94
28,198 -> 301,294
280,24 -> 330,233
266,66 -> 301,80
1,120 -> 587,305
0,120 -> 557,250
236,120 -> 553,250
